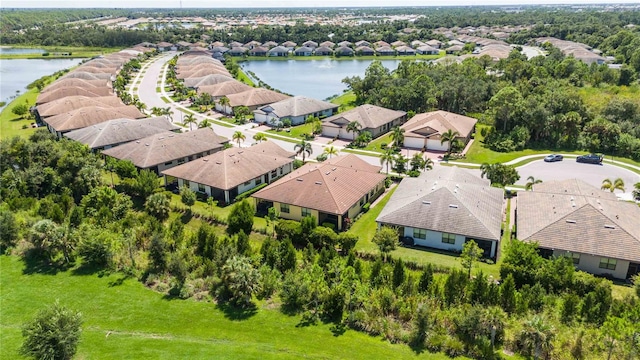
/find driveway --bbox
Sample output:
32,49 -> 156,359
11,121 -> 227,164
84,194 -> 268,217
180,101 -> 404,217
514,159 -> 640,200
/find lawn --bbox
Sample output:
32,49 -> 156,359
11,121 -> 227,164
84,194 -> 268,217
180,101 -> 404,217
0,255 -> 463,360
578,84 -> 640,113
330,91 -> 357,112
363,133 -> 393,152
237,69 -> 256,86
0,88 -> 39,140
168,193 -> 267,231
0,46 -> 120,60
268,123 -> 314,140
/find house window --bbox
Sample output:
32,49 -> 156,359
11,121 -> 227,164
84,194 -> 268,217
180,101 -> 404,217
568,252 -> 580,265
183,180 -> 190,188
360,197 -> 365,206
255,176 -> 262,185
271,170 -> 278,178
279,167 -> 283,175
413,228 -> 426,239
301,207 -> 311,217
198,183 -> 205,193
178,158 -> 186,164
442,232 -> 456,244
599,258 -> 617,270
280,204 -> 290,214
164,161 -> 173,166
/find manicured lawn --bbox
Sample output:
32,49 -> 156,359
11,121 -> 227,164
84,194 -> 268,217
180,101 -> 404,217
0,89 -> 39,140
237,69 -> 255,86
0,255 -> 459,360
330,91 -> 357,112
0,46 -> 120,60
268,123 -> 314,140
363,133 -> 393,152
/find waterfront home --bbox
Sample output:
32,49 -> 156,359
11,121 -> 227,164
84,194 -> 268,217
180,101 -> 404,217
321,104 -> 406,140
253,96 -> 338,126
401,110 -> 477,151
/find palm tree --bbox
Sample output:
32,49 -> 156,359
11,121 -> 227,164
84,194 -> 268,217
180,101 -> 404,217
440,129 -> 460,155
525,176 -> 543,191
380,148 -> 395,175
518,315 -> 555,360
161,107 -> 172,121
323,146 -> 338,159
424,157 -> 434,171
218,96 -> 231,114
633,182 -> 640,201
294,139 -> 313,162
198,119 -> 212,128
345,121 -> 362,139
232,131 -> 246,147
150,107 -> 163,116
253,133 -> 267,143
483,307 -> 507,350
183,114 -> 197,131
410,153 -> 425,172
601,178 -> 625,193
390,126 -> 405,148
480,163 -> 493,180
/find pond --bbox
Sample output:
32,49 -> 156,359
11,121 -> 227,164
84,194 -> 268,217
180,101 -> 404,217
0,58 -> 84,109
0,47 -> 46,55
240,59 -> 406,100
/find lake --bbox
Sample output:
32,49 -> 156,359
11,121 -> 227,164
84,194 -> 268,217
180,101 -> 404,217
0,58 -> 84,109
240,59 -> 405,100
0,47 -> 46,55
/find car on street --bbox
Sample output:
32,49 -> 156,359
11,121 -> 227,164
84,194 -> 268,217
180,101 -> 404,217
576,153 -> 603,164
544,154 -> 563,162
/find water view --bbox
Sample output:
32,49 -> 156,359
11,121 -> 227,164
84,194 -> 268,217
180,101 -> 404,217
0,47 -> 46,55
0,58 -> 84,108
241,59 -> 405,100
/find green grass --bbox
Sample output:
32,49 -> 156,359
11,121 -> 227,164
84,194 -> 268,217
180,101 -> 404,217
236,69 -> 255,87
342,148 -> 381,157
363,133 -> 393,152
0,46 -> 120,59
0,89 -> 39,140
161,97 -> 170,104
268,123 -> 314,140
1,255 -> 459,360
578,84 -> 640,113
330,92 -> 357,112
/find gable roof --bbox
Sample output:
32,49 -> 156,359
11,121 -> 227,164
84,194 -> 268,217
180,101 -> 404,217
64,117 -> 180,149
44,105 -> 145,133
255,96 -> 337,118
102,128 -> 227,168
517,180 -> 640,262
36,86 -> 113,105
161,141 -> 294,190
61,71 -> 113,81
314,46 -> 334,54
177,67 -> 231,80
322,104 -> 405,130
196,80 -> 253,97
37,96 -> 124,118
268,46 -> 290,54
227,88 -> 290,108
184,74 -> 235,88
253,154 -> 386,215
377,166 -> 503,241
294,46 -> 314,54
281,41 -> 297,47
42,78 -> 111,94
401,111 -> 477,139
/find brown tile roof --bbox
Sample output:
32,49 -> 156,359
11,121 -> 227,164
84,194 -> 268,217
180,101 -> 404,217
196,80 -> 253,97
227,88 -> 290,108
323,153 -> 382,173
102,128 -> 228,169
42,78 -> 111,94
37,96 -> 124,118
177,62 -> 227,74
61,71 -> 113,81
74,65 -> 119,74
377,166 -> 503,241
64,117 -> 180,149
322,104 -> 405,130
517,180 -> 640,262
177,67 -> 231,80
253,154 -> 386,215
162,142 -> 294,190
36,87 -> 114,105
184,74 -> 235,88
401,111 -> 477,140
44,105 -> 146,133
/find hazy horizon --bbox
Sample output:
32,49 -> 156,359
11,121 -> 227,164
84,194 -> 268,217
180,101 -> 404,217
2,0 -> 640,8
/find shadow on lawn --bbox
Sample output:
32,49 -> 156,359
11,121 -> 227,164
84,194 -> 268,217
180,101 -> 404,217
21,250 -> 71,275
216,302 -> 258,321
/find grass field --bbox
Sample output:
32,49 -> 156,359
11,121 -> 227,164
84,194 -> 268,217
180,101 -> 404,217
0,46 -> 120,59
268,123 -> 313,140
578,84 -> 640,113
0,89 -> 39,140
0,254 -> 462,360
330,92 -> 357,111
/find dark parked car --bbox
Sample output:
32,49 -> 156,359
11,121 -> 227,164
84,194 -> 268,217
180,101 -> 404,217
576,153 -> 603,164
544,154 -> 563,162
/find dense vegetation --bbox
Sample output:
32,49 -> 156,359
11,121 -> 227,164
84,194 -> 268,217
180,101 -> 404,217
1,131 -> 639,359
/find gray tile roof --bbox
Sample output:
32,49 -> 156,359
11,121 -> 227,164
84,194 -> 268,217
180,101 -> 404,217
64,117 -> 180,149
184,74 -> 235,88
401,111 -> 477,140
36,86 -> 113,105
377,166 -> 503,241
227,88 -> 290,108
322,104 -> 405,130
517,180 -> 640,262
256,96 -> 337,118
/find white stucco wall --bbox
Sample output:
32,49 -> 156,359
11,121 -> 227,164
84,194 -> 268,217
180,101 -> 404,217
404,228 -> 466,252
404,137 -> 426,149
552,249 -> 630,279
427,139 -> 449,151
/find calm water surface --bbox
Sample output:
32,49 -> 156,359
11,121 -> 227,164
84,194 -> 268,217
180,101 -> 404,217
241,59 -> 405,100
0,47 -> 46,55
0,58 -> 84,108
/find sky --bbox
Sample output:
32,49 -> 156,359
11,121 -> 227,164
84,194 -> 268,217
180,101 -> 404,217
2,0 -> 640,8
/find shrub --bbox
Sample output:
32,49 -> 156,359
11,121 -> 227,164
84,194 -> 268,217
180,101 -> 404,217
226,199 -> 254,235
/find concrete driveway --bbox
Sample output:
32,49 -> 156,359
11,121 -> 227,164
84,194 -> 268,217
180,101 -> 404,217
514,159 -> 640,199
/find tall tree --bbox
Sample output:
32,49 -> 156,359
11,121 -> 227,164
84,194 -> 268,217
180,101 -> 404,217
460,240 -> 483,278
372,226 -> 398,262
390,126 -> 405,148
253,133 -> 267,143
294,139 -> 313,162
346,121 -> 362,139
218,96 -> 231,113
232,131 -> 246,147
227,199 -> 255,235
380,148 -> 395,174
525,176 -> 543,191
183,113 -> 197,131
323,146 -> 338,159
220,256 -> 260,308
601,178 -> 625,193
198,119 -> 212,128
440,129 -> 460,155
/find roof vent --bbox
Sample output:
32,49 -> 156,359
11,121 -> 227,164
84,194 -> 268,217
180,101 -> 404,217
449,204 -> 458,208
159,137 -> 164,140
604,225 -> 616,229
566,219 -> 576,224
215,161 -> 221,164
296,178 -> 303,182
203,159 -> 208,162
315,181 -> 322,185
332,167 -> 337,171
422,200 -> 431,205
325,171 -> 331,175
570,196 -> 574,201
571,202 -> 576,207
136,140 -> 140,143
455,184 -> 459,188
145,143 -> 149,146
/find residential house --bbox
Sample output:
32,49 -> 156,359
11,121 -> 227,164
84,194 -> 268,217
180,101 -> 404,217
319,41 -> 335,48
337,41 -> 353,47
426,39 -> 442,49
355,40 -> 371,47
40,78 -> 111,95
228,41 -> 243,48
374,40 -> 390,48
177,67 -> 230,80
417,45 -> 440,55
253,96 -> 338,126
517,179 -> 640,280
321,104 -> 406,140
335,46 -> 355,57
184,74 -> 235,89
314,46 -> 334,56
401,111 -> 477,151
302,40 -> 318,49
196,80 -> 253,99
448,39 -> 465,46
281,41 -> 297,51
396,46 -> 416,56
294,46 -> 314,56
355,46 -> 375,56
162,141 -> 295,204
43,105 -> 146,138
262,41 -> 278,48
243,40 -> 262,50
249,46 -> 269,56
210,41 -> 225,47
391,40 -> 407,48
64,117 -> 180,151
227,47 -> 248,56
210,46 -> 229,55
253,154 -> 386,230
102,128 -> 228,174
35,95 -> 124,121
156,41 -> 174,51
61,71 -> 113,81
445,45 -> 464,54
217,88 -> 290,114
377,166 -> 504,259
267,46 -> 290,57
175,41 -> 193,50
411,40 -> 426,48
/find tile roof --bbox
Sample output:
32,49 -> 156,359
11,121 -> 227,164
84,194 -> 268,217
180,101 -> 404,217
184,74 -> 235,88
255,96 -> 337,118
41,79 -> 111,94
37,96 -> 124,118
322,104 -> 405,130
44,105 -> 145,132
61,71 -> 113,81
227,88 -> 290,108
102,128 -> 228,168
377,166 -> 503,241
64,117 -> 180,149
162,141 -> 294,190
36,86 -> 113,105
177,67 -> 231,80
401,111 -> 477,140
517,179 -> 640,262
253,154 -> 386,215
196,80 -> 253,97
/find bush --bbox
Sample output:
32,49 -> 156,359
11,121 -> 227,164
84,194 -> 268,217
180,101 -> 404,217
20,302 -> 82,360
226,199 -> 254,235
234,183 -> 267,202
362,203 -> 370,213
320,222 -> 336,231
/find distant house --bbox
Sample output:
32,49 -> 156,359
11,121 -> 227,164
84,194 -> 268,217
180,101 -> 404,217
445,45 -> 464,54
448,39 -> 465,46
262,41 -> 278,48
177,67 -> 230,80
374,40 -> 390,48
294,46 -> 314,56
267,46 -> 290,57
209,46 -> 229,54
377,166 -> 504,259
517,179 -> 640,280
376,46 -> 396,56
243,40 -> 262,50
253,154 -> 386,230
401,111 -> 477,151
184,74 -> 235,89
253,96 -> 338,126
319,41 -> 335,48
228,41 -> 243,48
321,104 -> 406,140
196,80 -> 253,99
281,41 -> 297,50
302,40 -> 318,49
35,95 -> 123,121
162,141 -> 295,204
355,46 -> 375,56
417,45 -> 440,55
64,117 -> 180,151
314,46 -> 334,56
396,46 -> 416,56
227,47 -> 248,56
217,88 -> 290,113
411,40 -> 426,48
426,39 -> 442,49
102,128 -> 228,174
337,41 -> 353,48
249,46 -> 268,56
391,40 -> 407,48
156,41 -> 174,51
175,41 -> 193,50
355,40 -> 371,47
335,46 -> 355,57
